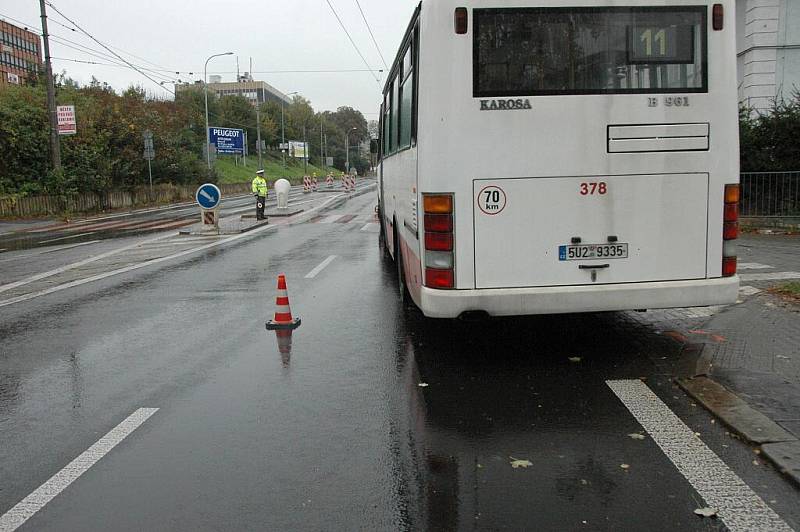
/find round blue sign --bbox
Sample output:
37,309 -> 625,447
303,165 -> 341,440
196,183 -> 222,210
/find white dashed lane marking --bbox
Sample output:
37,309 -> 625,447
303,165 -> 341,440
0,408 -> 159,532
738,263 -> 774,270
305,255 -> 337,279
739,285 -> 763,296
740,272 -> 800,282
607,380 -> 792,532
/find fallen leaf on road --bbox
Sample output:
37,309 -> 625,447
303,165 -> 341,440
510,457 -> 533,469
418,383 -> 429,388
628,433 -> 646,440
568,357 -> 582,363
694,507 -> 717,518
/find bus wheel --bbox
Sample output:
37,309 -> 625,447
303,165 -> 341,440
395,228 -> 409,306
378,211 -> 390,260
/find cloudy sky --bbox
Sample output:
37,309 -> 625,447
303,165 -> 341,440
4,0 -> 420,118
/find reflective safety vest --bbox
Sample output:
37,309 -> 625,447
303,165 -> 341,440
252,176 -> 268,196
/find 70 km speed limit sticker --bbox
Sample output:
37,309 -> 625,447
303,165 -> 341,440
477,185 -> 507,215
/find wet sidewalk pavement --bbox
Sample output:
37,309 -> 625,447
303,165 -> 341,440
659,234 -> 800,485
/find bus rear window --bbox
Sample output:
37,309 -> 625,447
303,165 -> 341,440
474,7 -> 707,96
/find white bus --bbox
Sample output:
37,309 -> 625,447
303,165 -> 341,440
377,1 -> 740,319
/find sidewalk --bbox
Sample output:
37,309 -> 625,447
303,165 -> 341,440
675,234 -> 800,485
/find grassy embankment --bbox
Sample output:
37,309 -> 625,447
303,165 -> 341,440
215,153 -> 338,185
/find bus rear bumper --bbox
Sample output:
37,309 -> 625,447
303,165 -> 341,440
418,277 -> 740,318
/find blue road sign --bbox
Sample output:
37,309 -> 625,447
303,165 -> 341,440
196,183 -> 222,210
209,127 -> 245,155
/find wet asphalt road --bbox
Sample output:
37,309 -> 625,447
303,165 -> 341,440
1,192 -> 799,531
0,184 -> 313,254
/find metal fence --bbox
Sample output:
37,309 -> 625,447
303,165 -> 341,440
0,182 -> 252,218
740,171 -> 800,217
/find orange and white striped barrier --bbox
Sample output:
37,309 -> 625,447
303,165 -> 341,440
312,176 -> 318,191
266,274 -> 302,330
303,176 -> 311,193
326,175 -> 334,188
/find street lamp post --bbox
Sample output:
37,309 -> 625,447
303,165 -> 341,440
204,52 -> 234,171
281,91 -> 299,169
345,127 -> 357,175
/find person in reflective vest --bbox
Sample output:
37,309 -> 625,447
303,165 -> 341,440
252,170 -> 269,220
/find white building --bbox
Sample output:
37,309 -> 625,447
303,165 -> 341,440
737,0 -> 800,112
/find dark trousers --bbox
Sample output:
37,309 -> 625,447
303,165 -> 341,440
256,196 -> 266,219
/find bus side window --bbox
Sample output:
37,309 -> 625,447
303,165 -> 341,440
391,77 -> 399,153
383,93 -> 391,157
399,42 -> 413,149
412,24 -> 419,145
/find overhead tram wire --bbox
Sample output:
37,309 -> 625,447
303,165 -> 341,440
0,11 -> 180,85
324,0 -> 382,88
353,0 -> 388,71
48,36 -> 179,84
47,12 -> 175,74
43,1 -> 175,95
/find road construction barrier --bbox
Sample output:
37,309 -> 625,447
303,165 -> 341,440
312,176 -> 318,192
265,274 -> 302,330
326,175 -> 334,188
303,176 -> 311,193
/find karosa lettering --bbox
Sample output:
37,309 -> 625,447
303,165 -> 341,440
480,99 -> 533,111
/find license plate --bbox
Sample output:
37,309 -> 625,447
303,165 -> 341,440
559,243 -> 629,261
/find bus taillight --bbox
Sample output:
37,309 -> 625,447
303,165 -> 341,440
713,4 -> 724,31
423,194 -> 455,289
722,184 -> 739,277
454,7 -> 468,35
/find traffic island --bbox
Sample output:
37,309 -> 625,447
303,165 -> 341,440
180,216 -> 270,236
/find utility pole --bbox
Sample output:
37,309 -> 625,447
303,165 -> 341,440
204,52 -> 233,171
256,103 -> 263,170
39,0 -> 61,171
252,58 -> 263,170
320,119 -> 324,170
302,124 -> 307,175
281,91 -> 298,169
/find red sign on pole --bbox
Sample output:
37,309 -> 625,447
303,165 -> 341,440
57,105 -> 77,136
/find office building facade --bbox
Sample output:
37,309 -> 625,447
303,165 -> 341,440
0,20 -> 42,87
736,0 -> 800,111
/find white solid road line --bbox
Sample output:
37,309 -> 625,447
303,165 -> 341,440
38,240 -> 102,254
0,233 -> 175,294
0,192 -> 358,308
38,232 -> 97,245
740,271 -> 800,282
305,255 -> 337,279
0,241 -> 102,263
606,380 -> 792,532
0,408 -> 159,532
739,262 -> 774,270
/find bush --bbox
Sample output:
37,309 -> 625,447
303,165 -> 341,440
740,93 -> 800,172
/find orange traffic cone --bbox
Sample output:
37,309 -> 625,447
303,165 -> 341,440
265,274 -> 302,330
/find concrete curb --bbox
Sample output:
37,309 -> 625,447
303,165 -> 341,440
678,376 -> 800,486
